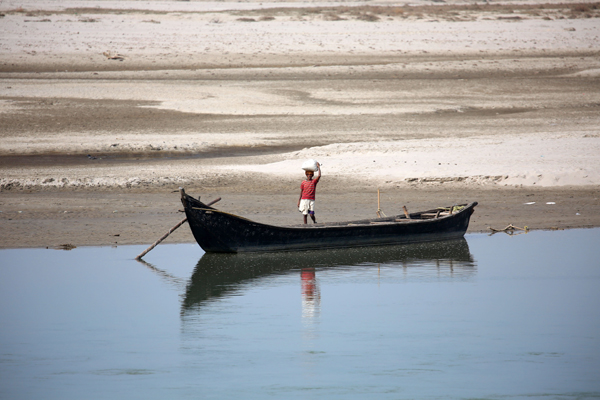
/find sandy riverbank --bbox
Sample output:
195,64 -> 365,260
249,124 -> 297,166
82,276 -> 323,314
1,185 -> 599,249
1,0 -> 599,248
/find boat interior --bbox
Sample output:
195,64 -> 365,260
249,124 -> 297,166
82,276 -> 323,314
287,204 -> 470,228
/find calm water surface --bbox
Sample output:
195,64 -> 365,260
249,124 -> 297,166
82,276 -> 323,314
1,229 -> 599,399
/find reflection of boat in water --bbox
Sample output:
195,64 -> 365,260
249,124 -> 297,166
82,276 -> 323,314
182,238 -> 475,313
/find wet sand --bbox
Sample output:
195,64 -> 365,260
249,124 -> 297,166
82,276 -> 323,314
1,0 -> 599,249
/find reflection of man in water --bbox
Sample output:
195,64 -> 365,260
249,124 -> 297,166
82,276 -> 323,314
301,269 -> 317,300
301,268 -> 321,374
301,268 -> 321,322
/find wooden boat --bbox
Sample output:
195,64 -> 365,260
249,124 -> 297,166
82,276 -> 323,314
180,188 -> 477,253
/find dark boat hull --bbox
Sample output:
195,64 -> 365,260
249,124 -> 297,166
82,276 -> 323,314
181,191 -> 477,253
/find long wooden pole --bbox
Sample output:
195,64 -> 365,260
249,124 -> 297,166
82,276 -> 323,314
135,197 -> 221,260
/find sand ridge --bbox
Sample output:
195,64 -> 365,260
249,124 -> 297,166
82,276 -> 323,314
0,0 -> 599,247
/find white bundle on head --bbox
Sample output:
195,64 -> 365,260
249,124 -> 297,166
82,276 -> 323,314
301,159 -> 319,172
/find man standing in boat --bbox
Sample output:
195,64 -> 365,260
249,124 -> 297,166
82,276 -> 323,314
298,161 -> 321,224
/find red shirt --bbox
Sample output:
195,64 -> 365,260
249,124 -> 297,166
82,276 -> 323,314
300,179 -> 318,200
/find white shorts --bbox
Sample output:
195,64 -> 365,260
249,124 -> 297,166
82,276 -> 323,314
299,199 -> 315,215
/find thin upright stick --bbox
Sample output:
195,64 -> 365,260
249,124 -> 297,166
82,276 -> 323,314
135,197 -> 221,260
376,189 -> 386,218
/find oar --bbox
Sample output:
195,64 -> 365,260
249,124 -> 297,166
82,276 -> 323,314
135,197 -> 221,260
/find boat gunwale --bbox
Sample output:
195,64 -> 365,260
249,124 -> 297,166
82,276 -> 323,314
188,202 -> 477,231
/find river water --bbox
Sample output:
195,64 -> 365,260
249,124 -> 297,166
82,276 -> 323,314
1,229 -> 599,399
